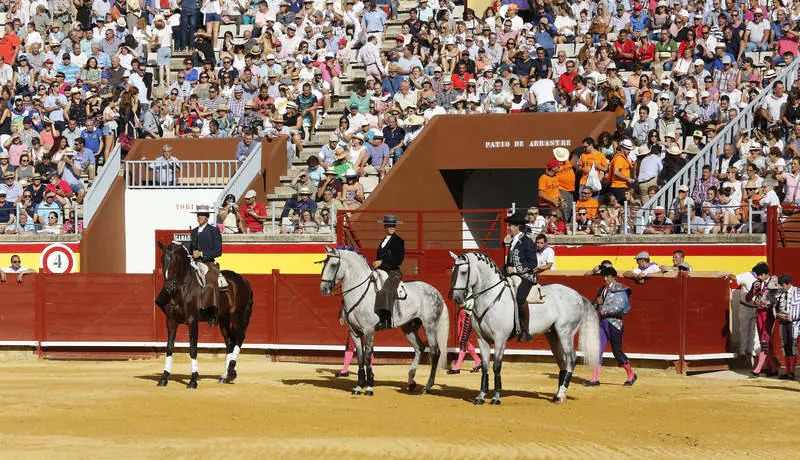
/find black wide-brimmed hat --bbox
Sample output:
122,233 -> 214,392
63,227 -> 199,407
504,211 -> 527,227
377,214 -> 403,225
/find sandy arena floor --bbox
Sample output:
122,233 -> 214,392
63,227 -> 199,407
0,356 -> 798,459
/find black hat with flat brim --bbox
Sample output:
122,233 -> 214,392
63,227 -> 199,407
504,211 -> 527,227
377,215 -> 403,225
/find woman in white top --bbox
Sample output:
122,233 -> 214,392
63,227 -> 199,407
672,47 -> 694,79
348,133 -> 367,165
151,15 -> 172,87
553,5 -> 576,44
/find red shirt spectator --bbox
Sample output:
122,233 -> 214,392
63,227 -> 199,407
557,71 -> 578,94
46,178 -> 72,197
240,199 -> 267,233
451,69 -> 474,90
614,32 -> 636,65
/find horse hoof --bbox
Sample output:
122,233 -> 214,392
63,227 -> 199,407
489,399 -> 501,405
473,399 -> 485,406
422,387 -> 432,395
187,381 -> 198,390
365,390 -> 374,396
352,390 -> 362,396
407,383 -> 417,392
228,370 -> 237,383
156,379 -> 168,387
551,394 -> 559,403
218,377 -> 227,384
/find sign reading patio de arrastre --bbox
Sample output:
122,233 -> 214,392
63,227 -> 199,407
485,139 -> 573,149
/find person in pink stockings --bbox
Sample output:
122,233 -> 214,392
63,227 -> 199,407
447,308 -> 482,374
584,267 -> 637,387
776,274 -> 800,381
741,263 -> 780,378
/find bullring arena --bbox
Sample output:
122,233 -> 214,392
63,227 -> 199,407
3,74 -> 800,459
2,357 -> 800,457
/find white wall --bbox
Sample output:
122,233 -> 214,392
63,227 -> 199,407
125,189 -> 221,273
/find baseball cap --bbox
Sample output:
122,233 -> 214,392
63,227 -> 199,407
244,190 -> 257,199
546,159 -> 563,169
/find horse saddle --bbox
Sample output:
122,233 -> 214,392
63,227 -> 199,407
508,275 -> 546,304
193,262 -> 230,292
371,271 -> 408,300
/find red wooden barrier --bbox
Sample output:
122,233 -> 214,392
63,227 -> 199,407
0,272 -> 732,369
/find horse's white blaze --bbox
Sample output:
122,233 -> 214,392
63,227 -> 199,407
164,356 -> 173,373
191,358 -> 199,373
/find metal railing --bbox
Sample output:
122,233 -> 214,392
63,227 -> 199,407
14,202 -> 82,234
84,144 -> 121,227
640,57 -> 800,218
216,144 -> 262,204
125,160 -> 240,189
571,203 -> 765,235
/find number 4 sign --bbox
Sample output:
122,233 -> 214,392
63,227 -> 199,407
40,243 -> 76,274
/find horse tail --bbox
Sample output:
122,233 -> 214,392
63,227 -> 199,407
434,292 -> 450,369
235,275 -> 254,348
578,297 -> 601,369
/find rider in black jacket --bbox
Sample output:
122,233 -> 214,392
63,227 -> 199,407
504,211 -> 538,342
373,214 -> 405,330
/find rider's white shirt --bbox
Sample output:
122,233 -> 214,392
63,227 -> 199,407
380,235 -> 391,248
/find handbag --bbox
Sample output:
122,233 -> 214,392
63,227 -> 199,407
586,164 -> 602,192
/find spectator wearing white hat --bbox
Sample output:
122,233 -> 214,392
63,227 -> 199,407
669,184 -> 695,233
637,145 -> 662,203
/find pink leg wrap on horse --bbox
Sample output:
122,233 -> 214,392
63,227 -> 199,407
623,363 -> 634,380
591,365 -> 600,382
753,352 -> 767,373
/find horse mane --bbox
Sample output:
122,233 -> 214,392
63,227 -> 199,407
165,242 -> 193,279
334,245 -> 369,265
467,251 -> 504,278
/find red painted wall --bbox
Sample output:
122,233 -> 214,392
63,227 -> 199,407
0,272 -> 729,364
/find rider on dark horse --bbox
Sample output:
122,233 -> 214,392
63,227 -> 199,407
504,211 -> 538,343
373,214 -> 405,330
189,204 -> 227,326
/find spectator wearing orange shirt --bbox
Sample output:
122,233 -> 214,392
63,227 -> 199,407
553,147 -> 574,222
576,188 -> 599,220
609,139 -> 635,203
538,159 -> 562,209
577,137 -> 608,197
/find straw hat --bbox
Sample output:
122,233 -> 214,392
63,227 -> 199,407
553,147 -> 569,162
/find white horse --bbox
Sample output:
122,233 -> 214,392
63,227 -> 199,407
449,251 -> 601,405
319,246 -> 449,396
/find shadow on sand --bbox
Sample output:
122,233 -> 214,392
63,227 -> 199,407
281,375 -> 563,402
135,373 -> 223,386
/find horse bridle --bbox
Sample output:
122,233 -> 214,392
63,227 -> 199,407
319,253 -> 375,314
451,256 -> 510,322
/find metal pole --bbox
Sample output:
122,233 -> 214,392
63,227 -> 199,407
75,203 -> 79,234
271,201 -> 276,233
748,202 -> 753,234
571,206 -> 576,234
623,200 -> 628,234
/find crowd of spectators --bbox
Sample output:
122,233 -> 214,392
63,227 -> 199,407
0,0 -> 797,235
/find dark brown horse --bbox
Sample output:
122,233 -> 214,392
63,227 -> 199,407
156,241 -> 254,389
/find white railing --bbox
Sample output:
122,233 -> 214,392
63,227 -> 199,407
125,160 -> 240,189
640,57 -> 800,219
84,144 -> 121,227
216,143 -> 262,205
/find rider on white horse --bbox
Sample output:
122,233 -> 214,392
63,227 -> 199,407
373,214 -> 405,330
504,211 -> 539,343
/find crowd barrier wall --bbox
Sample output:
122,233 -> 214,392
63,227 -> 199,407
0,272 -> 731,371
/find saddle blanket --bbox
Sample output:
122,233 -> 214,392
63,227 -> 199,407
194,262 -> 229,290
508,275 -> 546,304
371,271 -> 408,299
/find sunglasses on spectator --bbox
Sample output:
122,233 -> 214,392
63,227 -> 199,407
23,194 -> 31,198
579,212 -> 587,216
11,259 -> 20,264
48,216 -> 57,220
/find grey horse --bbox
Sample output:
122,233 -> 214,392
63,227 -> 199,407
449,251 -> 601,405
319,246 -> 449,396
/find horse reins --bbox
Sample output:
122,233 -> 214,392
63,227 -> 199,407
451,258 -> 510,323
319,254 -> 376,314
